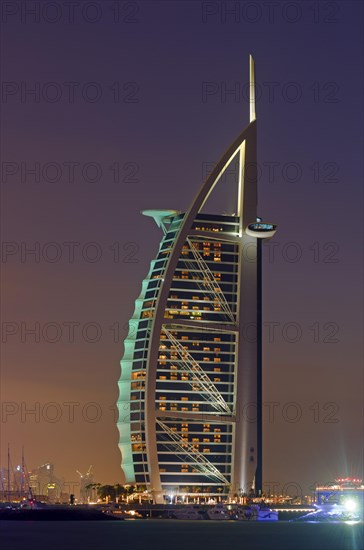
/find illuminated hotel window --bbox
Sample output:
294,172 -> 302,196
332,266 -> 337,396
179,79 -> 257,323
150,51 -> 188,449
192,438 -> 199,443
131,371 -> 146,379
159,375 -> 167,380
192,295 -> 199,300
181,407 -> 188,411
181,397 -> 189,401
203,357 -> 209,362
203,448 -> 211,453
131,382 -> 144,390
214,337 -> 221,342
214,367 -> 221,372
204,296 -> 209,301
170,404 -> 177,410
214,358 -> 221,363
192,405 -> 199,411
203,346 -> 210,351
181,336 -> 188,341
181,271 -> 189,279
203,438 -> 210,443
160,396 -> 166,400
170,374 -> 177,381
214,428 -> 221,432
214,347 -> 221,352
132,444 -> 145,452
203,424 -> 210,432
142,311 -> 153,318
181,374 -> 188,381
214,378 -> 221,382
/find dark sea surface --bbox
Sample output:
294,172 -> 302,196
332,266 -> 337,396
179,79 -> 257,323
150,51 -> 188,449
0,520 -> 363,550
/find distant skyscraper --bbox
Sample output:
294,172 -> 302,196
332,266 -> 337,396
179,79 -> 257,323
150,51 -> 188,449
118,57 -> 276,503
29,462 -> 63,501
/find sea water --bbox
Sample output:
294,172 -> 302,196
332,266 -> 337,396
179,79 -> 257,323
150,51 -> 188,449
0,520 -> 363,550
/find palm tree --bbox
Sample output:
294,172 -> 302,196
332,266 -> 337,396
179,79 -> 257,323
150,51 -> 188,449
97,484 -> 116,502
85,483 -> 100,502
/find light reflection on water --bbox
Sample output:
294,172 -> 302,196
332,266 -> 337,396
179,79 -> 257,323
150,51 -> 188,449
0,520 -> 363,550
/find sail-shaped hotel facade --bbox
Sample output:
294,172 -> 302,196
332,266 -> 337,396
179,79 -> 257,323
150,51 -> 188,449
117,57 -> 276,503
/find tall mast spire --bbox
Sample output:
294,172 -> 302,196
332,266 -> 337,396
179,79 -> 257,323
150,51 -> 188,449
249,54 -> 256,122
21,446 -> 25,499
7,443 -> 10,502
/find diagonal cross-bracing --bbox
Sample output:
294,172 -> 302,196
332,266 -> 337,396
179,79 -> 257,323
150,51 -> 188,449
156,419 -> 229,485
185,237 -> 236,323
162,326 -> 231,415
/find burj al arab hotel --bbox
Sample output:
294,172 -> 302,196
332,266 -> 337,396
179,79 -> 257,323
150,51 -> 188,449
117,57 -> 276,504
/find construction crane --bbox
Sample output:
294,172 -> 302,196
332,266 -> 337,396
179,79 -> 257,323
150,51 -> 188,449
76,466 -> 94,503
76,465 -> 93,479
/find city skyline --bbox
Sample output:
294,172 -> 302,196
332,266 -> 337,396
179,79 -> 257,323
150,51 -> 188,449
1,1 -> 363,498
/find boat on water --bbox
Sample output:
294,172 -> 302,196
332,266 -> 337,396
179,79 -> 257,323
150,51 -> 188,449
226,504 -> 278,521
171,505 -> 206,520
206,503 -> 231,520
172,503 -> 278,521
251,505 -> 278,521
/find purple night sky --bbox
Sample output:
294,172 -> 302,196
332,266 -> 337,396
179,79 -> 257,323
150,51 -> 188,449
1,1 -> 363,496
